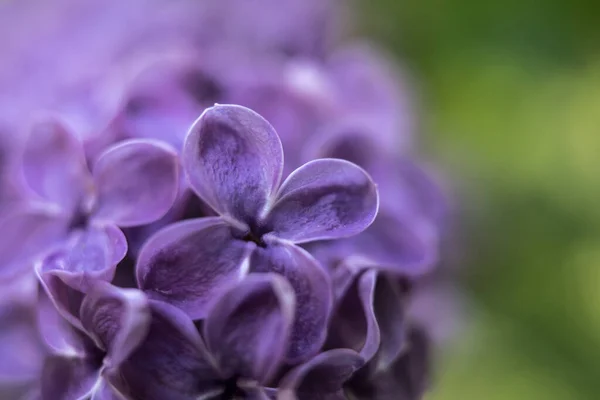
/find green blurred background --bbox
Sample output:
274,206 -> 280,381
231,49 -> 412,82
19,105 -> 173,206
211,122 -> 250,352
359,0 -> 600,398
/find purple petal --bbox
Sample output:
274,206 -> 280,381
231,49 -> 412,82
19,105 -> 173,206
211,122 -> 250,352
89,378 -> 128,400
250,241 -> 332,363
37,288 -> 84,355
36,224 -> 126,293
266,159 -> 378,243
0,303 -> 46,385
92,139 -> 179,227
36,267 -> 86,331
136,217 -> 254,319
278,349 -> 364,400
80,282 -> 150,368
204,274 -> 295,384
182,104 -> 283,221
348,327 -> 430,400
22,117 -> 92,211
0,206 -> 67,280
115,300 -> 217,400
326,270 -> 380,362
40,355 -> 100,400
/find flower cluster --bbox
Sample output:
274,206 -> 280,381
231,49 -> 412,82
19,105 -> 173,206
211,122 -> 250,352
0,0 -> 447,399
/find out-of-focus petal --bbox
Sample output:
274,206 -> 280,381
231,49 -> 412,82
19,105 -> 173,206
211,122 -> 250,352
0,303 -> 46,386
37,224 -> 126,293
115,300 -> 217,400
204,274 -> 295,384
22,117 -> 92,211
278,349 -> 364,400
347,327 -> 430,400
40,355 -> 100,400
80,282 -> 150,368
136,217 -> 254,319
251,241 -> 331,363
182,104 -> 283,221
0,206 -> 67,280
92,139 -> 179,227
266,159 -> 378,243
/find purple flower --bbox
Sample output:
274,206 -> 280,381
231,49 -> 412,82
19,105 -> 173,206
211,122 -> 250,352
305,124 -> 445,276
0,117 -> 179,284
136,104 -> 379,362
38,280 -> 150,399
114,274 -> 294,399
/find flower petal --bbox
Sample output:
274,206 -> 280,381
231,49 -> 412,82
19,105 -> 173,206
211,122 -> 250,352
22,117 -> 91,211
115,300 -> 217,400
204,274 -> 295,384
136,217 -> 254,319
326,270 -> 380,362
36,224 -> 126,293
266,159 -> 378,243
92,139 -> 179,227
37,267 -> 86,332
278,349 -> 364,400
80,282 -> 150,368
182,104 -> 283,221
0,206 -> 67,280
40,355 -> 100,400
250,242 -> 332,363
0,303 -> 46,385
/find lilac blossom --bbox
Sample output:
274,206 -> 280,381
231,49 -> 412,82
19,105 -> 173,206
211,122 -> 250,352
136,104 -> 378,362
0,117 -> 179,285
37,279 -> 150,399
114,274 -> 294,399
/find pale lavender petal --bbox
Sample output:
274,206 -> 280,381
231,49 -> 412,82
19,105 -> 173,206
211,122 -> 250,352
36,224 -> 126,293
92,139 -> 179,227
116,300 -> 217,400
0,206 -> 67,280
251,241 -> 332,363
204,274 -> 295,384
278,349 -> 364,400
80,282 -> 150,368
266,159 -> 378,243
182,104 -> 283,221
40,355 -> 100,400
22,117 -> 92,211
136,217 -> 254,319
0,303 -> 46,385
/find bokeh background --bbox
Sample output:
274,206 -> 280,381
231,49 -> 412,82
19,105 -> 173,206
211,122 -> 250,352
358,0 -> 600,398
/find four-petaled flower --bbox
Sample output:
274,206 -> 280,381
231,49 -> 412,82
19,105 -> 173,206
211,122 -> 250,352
136,104 -> 379,363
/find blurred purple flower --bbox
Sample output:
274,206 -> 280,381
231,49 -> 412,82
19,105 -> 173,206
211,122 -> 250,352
0,118 -> 179,284
136,104 -> 378,363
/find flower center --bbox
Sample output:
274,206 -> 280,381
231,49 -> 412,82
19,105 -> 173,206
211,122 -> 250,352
219,375 -> 246,399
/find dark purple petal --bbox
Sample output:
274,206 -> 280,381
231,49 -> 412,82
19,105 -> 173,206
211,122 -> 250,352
36,224 -> 127,293
182,104 -> 283,221
326,270 -> 380,362
40,355 -> 100,400
136,217 -> 254,319
92,139 -> 179,227
116,301 -> 217,400
204,274 -> 295,384
0,206 -> 67,280
278,349 -> 364,400
80,282 -> 150,368
89,378 -> 129,400
251,241 -> 332,363
266,159 -> 378,243
22,117 -> 92,211
347,327 -> 430,400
